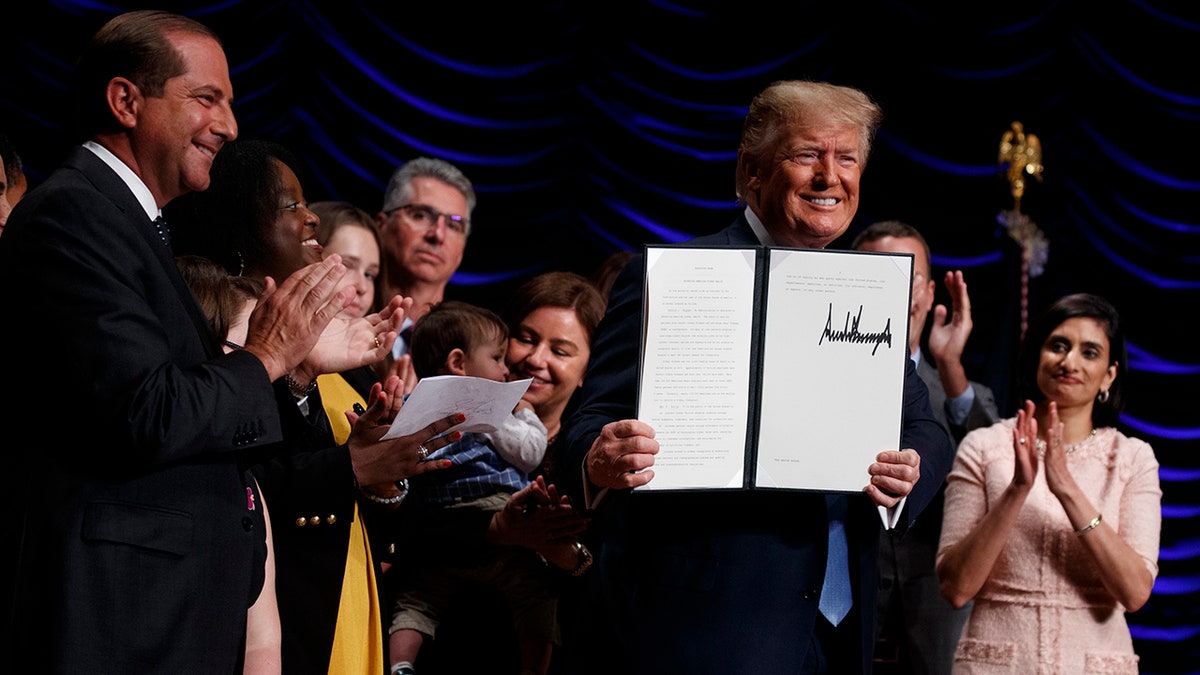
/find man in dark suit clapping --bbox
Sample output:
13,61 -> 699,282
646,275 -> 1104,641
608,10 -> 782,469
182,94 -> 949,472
0,10 -> 357,672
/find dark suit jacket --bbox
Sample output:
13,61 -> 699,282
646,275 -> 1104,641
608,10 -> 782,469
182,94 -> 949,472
876,357 -> 1000,595
882,357 -> 1001,560
0,146 -> 283,673
917,356 -> 999,450
873,356 -> 1000,670
247,382 -> 390,675
560,215 -> 954,674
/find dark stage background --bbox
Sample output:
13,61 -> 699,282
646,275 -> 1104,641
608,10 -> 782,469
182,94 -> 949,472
3,2 -> 1197,672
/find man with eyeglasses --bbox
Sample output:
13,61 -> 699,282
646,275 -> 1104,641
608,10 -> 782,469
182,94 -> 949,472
376,157 -> 476,363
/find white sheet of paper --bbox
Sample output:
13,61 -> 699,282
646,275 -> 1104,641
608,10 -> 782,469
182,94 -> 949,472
635,245 -> 911,493
636,247 -> 757,490
755,248 -> 911,491
380,375 -> 532,440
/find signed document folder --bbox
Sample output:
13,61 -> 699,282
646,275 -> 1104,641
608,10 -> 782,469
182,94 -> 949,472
635,245 -> 912,493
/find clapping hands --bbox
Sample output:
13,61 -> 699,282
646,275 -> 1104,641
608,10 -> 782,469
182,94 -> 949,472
489,476 -> 590,551
307,294 -> 412,374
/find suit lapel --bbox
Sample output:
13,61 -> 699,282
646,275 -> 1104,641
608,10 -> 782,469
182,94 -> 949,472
917,356 -> 950,434
160,238 -> 222,359
71,148 -> 221,359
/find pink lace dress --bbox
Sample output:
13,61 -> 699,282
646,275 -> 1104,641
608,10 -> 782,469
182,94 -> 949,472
938,421 -> 1161,674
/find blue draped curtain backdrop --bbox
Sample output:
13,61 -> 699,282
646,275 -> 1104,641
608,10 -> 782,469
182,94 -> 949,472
3,2 -> 1196,672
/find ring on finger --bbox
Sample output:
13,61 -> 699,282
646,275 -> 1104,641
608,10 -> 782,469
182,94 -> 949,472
1018,437 -> 1026,445
417,444 -> 430,460
373,335 -> 382,349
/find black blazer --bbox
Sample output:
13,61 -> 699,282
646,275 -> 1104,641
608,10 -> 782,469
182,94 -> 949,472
0,146 -> 284,672
248,382 -> 390,675
559,215 -> 954,674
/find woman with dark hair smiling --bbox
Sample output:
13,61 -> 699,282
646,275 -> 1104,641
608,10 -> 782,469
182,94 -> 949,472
414,270 -> 606,674
936,293 -> 1161,673
501,270 -> 607,480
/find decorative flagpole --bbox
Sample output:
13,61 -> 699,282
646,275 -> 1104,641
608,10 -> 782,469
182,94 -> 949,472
998,121 -> 1046,341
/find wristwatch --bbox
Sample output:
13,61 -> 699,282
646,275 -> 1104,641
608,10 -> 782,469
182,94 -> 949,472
569,541 -> 594,577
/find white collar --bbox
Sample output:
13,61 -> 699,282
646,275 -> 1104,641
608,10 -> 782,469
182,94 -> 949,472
743,206 -> 773,246
83,141 -> 160,222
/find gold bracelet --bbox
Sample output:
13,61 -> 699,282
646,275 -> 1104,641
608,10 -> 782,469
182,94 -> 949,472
1075,512 -> 1102,536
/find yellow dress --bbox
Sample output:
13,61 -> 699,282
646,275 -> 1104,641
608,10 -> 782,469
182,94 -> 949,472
318,372 -> 386,675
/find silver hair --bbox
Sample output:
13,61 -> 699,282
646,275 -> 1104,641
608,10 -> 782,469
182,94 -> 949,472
381,157 -> 476,235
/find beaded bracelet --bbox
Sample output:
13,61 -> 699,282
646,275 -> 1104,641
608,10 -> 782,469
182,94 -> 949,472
362,479 -> 409,506
1075,512 -> 1102,536
284,372 -> 318,398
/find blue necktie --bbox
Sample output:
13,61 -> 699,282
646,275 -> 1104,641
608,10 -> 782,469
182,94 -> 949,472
819,493 -> 852,626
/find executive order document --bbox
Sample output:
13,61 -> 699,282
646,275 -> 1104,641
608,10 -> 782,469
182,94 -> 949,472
636,245 -> 912,492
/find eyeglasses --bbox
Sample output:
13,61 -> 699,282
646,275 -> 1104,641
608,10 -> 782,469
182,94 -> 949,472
388,203 -> 469,235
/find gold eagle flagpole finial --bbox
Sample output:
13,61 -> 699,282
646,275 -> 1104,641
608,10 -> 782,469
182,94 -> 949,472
999,121 -> 1043,211
998,121 -> 1046,339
